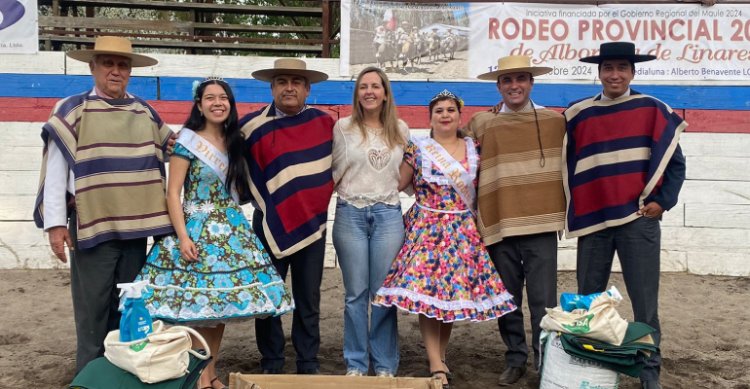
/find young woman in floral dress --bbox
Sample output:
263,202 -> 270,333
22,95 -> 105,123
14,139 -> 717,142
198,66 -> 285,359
133,78 -> 293,389
373,90 -> 517,389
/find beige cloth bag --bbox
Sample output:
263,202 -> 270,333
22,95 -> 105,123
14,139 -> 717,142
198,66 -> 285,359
540,292 -> 628,346
104,320 -> 211,383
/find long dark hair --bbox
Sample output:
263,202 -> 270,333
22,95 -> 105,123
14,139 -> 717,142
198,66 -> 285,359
184,79 -> 249,200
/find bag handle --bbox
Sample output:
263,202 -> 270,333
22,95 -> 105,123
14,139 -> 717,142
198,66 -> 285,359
167,325 -> 212,360
110,322 -> 212,360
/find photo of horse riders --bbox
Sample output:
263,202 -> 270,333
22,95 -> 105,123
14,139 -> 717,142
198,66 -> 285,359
348,2 -> 469,79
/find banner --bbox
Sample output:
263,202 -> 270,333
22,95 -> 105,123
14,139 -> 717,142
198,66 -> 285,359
341,1 -> 471,80
0,0 -> 38,54
340,1 -> 750,81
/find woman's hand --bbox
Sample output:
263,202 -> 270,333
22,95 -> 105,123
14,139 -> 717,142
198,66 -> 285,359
179,237 -> 199,262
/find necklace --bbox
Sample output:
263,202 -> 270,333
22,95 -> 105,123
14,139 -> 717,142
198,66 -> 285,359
439,139 -> 462,157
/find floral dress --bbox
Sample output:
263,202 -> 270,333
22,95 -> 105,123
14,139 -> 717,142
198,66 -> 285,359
134,143 -> 294,325
372,138 -> 516,322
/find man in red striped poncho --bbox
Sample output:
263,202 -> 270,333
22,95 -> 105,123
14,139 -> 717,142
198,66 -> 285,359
239,58 -> 335,375
563,42 -> 687,389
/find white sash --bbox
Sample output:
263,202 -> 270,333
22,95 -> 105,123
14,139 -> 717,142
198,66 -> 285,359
415,137 -> 477,212
177,128 -> 239,203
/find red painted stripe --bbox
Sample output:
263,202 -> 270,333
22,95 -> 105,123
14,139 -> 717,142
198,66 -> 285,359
2,98 -> 749,134
0,97 -> 58,122
572,172 -> 646,217
250,115 -> 334,171
684,109 -> 750,133
574,107 -> 666,153
275,183 -> 333,233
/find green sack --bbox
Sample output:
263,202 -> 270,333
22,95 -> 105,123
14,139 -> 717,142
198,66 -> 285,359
70,352 -> 211,389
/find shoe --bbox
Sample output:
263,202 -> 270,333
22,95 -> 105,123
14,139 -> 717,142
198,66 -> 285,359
430,370 -> 450,389
497,366 -> 526,386
642,380 -> 663,389
376,370 -> 394,378
297,367 -> 320,374
261,368 -> 283,374
346,369 -> 365,376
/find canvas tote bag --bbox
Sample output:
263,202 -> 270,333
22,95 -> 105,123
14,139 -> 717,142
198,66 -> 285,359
540,293 -> 628,346
104,320 -> 211,383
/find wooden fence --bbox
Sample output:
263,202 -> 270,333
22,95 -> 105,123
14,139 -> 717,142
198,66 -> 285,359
37,0 -> 340,57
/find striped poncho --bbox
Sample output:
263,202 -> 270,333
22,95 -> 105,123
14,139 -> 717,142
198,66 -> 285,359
469,108 -> 566,245
239,103 -> 335,258
33,91 -> 174,249
562,90 -> 687,237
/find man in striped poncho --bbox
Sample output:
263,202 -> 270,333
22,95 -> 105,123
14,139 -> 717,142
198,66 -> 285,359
32,36 -> 173,372
468,55 -> 566,386
239,58 -> 335,375
563,42 -> 687,389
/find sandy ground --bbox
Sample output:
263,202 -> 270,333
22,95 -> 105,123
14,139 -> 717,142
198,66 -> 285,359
1,269 -> 749,389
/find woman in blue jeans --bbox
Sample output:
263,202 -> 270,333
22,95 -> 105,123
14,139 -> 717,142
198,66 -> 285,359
332,66 -> 409,377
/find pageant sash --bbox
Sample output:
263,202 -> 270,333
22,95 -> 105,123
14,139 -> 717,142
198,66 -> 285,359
415,137 -> 477,212
177,128 -> 239,203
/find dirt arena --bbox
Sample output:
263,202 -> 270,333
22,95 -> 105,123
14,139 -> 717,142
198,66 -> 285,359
1,269 -> 748,388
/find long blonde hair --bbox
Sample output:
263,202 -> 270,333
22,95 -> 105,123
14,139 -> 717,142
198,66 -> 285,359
350,67 -> 406,149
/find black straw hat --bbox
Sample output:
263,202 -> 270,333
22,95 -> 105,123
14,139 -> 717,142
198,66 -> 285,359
579,42 -> 656,64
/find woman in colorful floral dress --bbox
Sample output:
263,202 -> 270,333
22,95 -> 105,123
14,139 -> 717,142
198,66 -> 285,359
373,90 -> 517,389
134,78 -> 293,389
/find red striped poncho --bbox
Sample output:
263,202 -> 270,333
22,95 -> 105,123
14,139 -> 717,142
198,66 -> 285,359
240,104 -> 335,258
562,91 -> 687,237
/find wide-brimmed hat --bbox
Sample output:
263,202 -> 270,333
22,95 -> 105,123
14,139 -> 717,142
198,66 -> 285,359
476,55 -> 552,81
251,58 -> 328,84
67,36 -> 158,67
580,42 -> 656,64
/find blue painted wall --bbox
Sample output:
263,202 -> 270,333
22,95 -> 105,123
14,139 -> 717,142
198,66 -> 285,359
1,73 -> 748,110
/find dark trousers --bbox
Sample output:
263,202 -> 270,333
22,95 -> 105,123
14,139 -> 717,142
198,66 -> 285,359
69,212 -> 147,373
487,232 -> 558,369
252,210 -> 325,372
576,216 -> 662,382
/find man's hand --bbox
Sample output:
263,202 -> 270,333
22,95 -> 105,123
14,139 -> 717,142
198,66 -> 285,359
637,202 -> 664,219
48,226 -> 73,263
166,132 -> 178,155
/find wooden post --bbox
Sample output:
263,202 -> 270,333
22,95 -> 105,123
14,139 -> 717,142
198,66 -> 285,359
322,0 -> 331,57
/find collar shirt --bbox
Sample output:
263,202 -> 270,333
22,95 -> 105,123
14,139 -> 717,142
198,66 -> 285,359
599,88 -> 632,101
498,99 -> 545,113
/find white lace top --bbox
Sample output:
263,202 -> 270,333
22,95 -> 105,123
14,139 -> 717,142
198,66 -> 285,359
332,116 -> 409,208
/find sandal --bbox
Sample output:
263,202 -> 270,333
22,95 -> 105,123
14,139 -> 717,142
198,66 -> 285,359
211,376 -> 228,389
430,370 -> 451,389
441,359 -> 454,382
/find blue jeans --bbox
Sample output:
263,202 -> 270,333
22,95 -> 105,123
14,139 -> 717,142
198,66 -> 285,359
332,199 -> 404,375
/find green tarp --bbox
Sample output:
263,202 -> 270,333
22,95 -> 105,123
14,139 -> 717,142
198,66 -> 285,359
560,321 -> 659,377
70,353 -> 211,389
